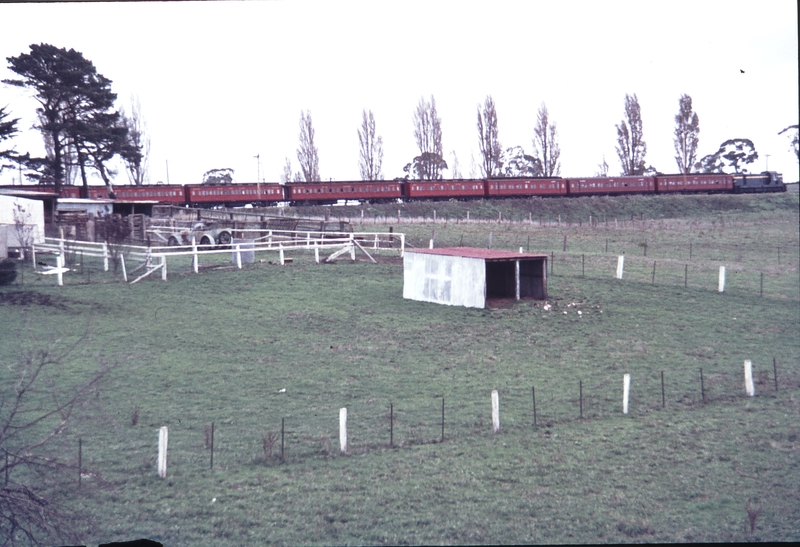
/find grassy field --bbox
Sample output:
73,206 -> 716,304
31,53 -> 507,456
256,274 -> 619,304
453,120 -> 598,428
1,192 -> 798,545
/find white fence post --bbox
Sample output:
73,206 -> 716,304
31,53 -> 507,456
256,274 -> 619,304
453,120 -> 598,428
161,255 -> 167,281
491,390 -> 500,433
279,244 -> 285,265
103,242 -> 109,272
120,253 -> 127,282
158,426 -> 168,478
718,266 -> 726,293
56,253 -> 64,287
235,244 -> 242,269
349,234 -> 356,261
400,234 -> 405,258
744,360 -> 755,396
314,243 -> 320,264
616,255 -> 625,279
192,236 -> 198,273
339,408 -> 348,454
623,373 -> 631,414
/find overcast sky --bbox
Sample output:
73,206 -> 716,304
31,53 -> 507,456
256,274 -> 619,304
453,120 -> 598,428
1,0 -> 797,186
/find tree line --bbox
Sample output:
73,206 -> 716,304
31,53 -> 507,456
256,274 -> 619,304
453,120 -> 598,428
2,43 -> 798,190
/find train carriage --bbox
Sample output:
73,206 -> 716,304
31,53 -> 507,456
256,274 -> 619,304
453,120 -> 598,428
655,173 -> 733,193
485,177 -> 566,197
567,176 -> 655,196
285,181 -> 403,204
187,183 -> 284,206
404,180 -> 485,200
112,185 -> 186,204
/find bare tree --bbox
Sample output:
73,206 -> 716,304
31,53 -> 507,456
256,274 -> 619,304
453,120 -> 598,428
0,325 -> 119,546
412,95 -> 445,180
280,157 -> 293,183
477,96 -> 502,177
296,110 -> 320,182
357,110 -> 384,180
615,93 -> 647,175
121,96 -> 149,186
778,124 -> 798,161
533,102 -> 561,177
595,155 -> 610,176
450,151 -> 462,179
673,94 -> 700,174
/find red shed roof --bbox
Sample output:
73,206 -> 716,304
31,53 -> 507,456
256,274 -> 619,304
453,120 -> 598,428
406,247 -> 548,261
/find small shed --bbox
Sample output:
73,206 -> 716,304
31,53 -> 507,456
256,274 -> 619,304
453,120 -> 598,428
0,195 -> 46,250
403,247 -> 548,308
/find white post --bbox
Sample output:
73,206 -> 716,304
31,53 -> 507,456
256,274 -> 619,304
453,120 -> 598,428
235,244 -> 242,269
103,242 -> 109,272
400,234 -> 405,258
158,426 -> 168,478
515,260 -> 520,300
429,239 -> 434,249
306,232 -> 311,248
192,236 -> 198,273
744,360 -> 755,396
718,266 -> 726,293
519,247 -> 524,253
161,255 -> 167,281
339,407 -> 348,454
279,244 -> 285,265
56,253 -> 64,287
268,230 -> 273,248
120,253 -> 127,282
373,234 -> 379,250
349,234 -> 355,261
491,390 -> 500,433
31,244 -> 36,270
623,373 -> 631,414
616,255 -> 625,279
314,243 -> 320,264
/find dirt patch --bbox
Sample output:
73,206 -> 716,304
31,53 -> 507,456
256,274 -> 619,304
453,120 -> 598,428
0,291 -> 72,310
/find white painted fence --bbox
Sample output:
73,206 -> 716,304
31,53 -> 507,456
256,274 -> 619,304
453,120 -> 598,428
32,228 -> 405,285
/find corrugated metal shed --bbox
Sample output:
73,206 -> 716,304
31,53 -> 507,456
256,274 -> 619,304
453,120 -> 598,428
403,247 -> 547,308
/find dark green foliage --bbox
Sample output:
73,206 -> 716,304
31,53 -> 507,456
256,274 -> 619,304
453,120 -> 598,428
696,138 -> 759,174
403,152 -> 448,180
0,259 -> 17,285
5,43 -> 136,196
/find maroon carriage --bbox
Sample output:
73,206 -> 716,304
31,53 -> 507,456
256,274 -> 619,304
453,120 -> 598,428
403,180 -> 485,200
285,181 -> 402,204
655,174 -> 733,193
566,176 -> 655,196
485,178 -> 566,197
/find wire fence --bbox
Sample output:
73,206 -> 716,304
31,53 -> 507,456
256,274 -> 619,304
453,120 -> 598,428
59,358 -> 795,485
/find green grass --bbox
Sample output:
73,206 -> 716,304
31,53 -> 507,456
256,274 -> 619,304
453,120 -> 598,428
0,194 -> 798,545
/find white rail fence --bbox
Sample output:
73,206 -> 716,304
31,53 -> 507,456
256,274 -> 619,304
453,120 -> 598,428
31,229 -> 406,285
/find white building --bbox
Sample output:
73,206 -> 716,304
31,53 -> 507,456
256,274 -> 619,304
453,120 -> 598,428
0,195 -> 45,256
403,247 -> 548,309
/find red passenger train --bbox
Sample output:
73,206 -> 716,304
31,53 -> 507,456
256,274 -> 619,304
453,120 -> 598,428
3,171 -> 784,208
